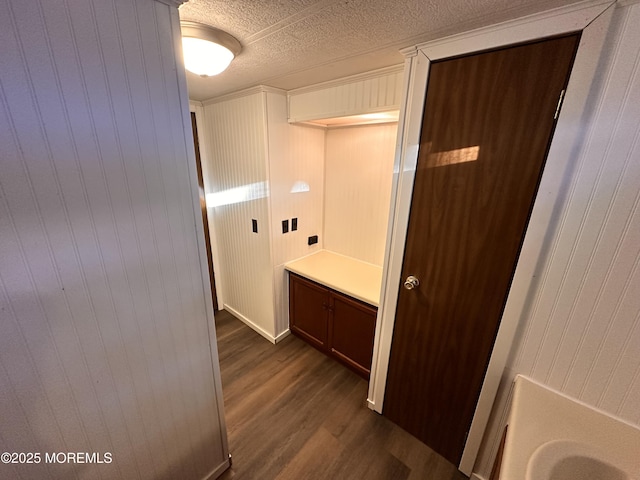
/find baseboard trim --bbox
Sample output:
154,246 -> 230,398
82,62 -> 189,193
470,473 -> 486,480
202,458 -> 231,480
274,328 -> 291,344
223,305 -> 277,344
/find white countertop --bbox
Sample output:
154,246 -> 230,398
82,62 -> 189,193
284,250 -> 383,307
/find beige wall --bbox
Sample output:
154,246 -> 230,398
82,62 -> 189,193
266,93 -> 325,335
202,92 -> 276,338
0,0 -> 228,479
201,90 -> 325,340
199,93 -> 398,338
324,124 -> 397,266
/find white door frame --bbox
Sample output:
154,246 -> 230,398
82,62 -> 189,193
367,0 -> 615,474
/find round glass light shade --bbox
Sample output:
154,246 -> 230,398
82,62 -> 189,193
182,37 -> 235,77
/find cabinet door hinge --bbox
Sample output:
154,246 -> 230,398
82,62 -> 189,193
554,89 -> 566,120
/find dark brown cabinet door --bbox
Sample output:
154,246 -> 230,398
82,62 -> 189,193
289,274 -> 329,350
289,273 -> 377,379
383,34 -> 580,465
329,292 -> 377,378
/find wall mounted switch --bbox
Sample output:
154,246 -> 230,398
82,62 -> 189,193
282,219 -> 289,234
252,219 -> 258,233
291,218 -> 298,231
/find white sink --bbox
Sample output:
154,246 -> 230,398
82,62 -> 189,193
527,439 -> 631,480
501,375 -> 640,480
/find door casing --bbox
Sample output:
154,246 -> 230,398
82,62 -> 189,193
367,0 -> 616,475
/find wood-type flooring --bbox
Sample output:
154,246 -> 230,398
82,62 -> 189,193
214,309 -> 468,480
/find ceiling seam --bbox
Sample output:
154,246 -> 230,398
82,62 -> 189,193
239,0 -> 599,89
244,0 -> 343,45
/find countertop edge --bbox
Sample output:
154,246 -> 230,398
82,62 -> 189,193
285,250 -> 382,307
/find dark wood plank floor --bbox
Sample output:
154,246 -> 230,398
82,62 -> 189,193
214,309 -> 468,480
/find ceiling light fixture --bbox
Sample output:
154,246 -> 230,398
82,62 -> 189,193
180,21 -> 241,77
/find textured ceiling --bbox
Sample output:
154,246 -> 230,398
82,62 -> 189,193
179,0 -> 582,101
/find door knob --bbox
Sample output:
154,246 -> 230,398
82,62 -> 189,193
404,275 -> 420,290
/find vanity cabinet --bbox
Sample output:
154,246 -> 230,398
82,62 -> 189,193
289,273 -> 377,379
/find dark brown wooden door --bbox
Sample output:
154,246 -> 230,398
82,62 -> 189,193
383,34 -> 580,465
191,113 -> 218,311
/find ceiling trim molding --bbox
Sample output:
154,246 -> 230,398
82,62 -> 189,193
287,64 -> 404,96
412,0 -> 614,56
616,0 -> 640,6
201,85 -> 287,105
154,0 -> 187,7
399,46 -> 419,58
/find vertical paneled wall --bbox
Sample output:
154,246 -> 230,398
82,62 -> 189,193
266,92 -> 325,336
324,124 -> 398,266
202,92 -> 275,338
475,3 -> 640,477
199,80 -> 400,340
0,0 -> 228,479
288,66 -> 404,124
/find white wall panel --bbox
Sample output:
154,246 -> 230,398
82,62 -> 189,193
202,93 -> 276,339
266,92 -> 325,336
475,3 -> 640,476
288,66 -> 404,123
324,124 -> 397,266
201,89 -> 396,338
0,0 -> 228,479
